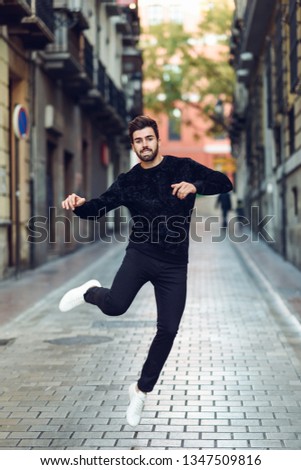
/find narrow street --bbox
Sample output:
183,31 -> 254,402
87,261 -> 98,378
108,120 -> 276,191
0,199 -> 301,450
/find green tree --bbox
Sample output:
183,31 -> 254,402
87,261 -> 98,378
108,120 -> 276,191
141,0 -> 235,136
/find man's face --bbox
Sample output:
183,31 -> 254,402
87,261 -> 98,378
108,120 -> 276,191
131,127 -> 159,163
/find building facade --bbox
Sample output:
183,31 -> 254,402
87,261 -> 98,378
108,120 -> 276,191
0,0 -> 143,280
229,0 -> 301,270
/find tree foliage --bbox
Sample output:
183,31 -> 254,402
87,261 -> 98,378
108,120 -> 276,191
141,0 -> 235,135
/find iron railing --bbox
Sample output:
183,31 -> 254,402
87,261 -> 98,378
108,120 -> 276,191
97,61 -> 106,97
97,61 -> 127,120
82,36 -> 93,82
107,76 -> 118,109
68,27 -> 80,62
117,90 -> 127,121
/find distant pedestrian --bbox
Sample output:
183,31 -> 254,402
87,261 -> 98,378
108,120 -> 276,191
236,199 -> 244,221
59,115 -> 232,427
216,191 -> 232,227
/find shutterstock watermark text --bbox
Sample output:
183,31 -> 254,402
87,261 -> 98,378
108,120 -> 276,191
27,206 -> 275,245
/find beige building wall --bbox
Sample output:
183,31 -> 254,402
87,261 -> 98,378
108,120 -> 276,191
0,32 -> 31,278
9,45 -> 31,271
0,1 -> 143,282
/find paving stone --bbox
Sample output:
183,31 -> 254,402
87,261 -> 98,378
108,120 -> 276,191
249,440 -> 283,448
84,439 -> 116,447
48,439 -> 84,448
8,432 -> 40,439
183,440 -> 215,448
149,439 -> 182,447
282,440 -> 301,449
17,439 -> 53,448
217,440 -> 249,448
202,432 -> 232,440
0,440 -> 21,448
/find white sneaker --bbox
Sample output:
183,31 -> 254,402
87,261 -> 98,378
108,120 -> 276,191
126,383 -> 146,427
59,279 -> 101,312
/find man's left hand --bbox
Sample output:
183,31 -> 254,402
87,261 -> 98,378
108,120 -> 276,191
171,182 -> 197,200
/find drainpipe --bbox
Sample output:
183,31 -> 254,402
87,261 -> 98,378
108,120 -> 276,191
280,119 -> 287,259
29,51 -> 36,269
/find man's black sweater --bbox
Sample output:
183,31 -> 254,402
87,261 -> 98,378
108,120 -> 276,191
74,155 -> 233,264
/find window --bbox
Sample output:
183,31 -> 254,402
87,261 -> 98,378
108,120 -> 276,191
148,4 -> 163,25
275,8 -> 284,114
292,186 -> 299,216
273,124 -> 282,166
168,108 -> 181,141
289,0 -> 298,92
288,106 -> 295,155
265,40 -> 273,129
253,77 -> 263,154
170,4 -> 182,24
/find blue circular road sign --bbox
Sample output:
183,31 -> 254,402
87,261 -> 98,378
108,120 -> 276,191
13,104 -> 29,140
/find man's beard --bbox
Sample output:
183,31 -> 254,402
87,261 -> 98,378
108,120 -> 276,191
136,143 -> 159,162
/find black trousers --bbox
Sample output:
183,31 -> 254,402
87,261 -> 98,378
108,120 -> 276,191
84,247 -> 187,393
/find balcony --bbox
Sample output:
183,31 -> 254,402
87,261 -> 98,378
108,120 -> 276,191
43,31 -> 95,99
53,0 -> 89,30
104,76 -> 128,131
0,0 -> 55,49
80,61 -> 128,133
64,36 -> 94,97
0,0 -> 31,25
105,2 -> 122,17
116,1 -> 140,41
122,47 -> 142,75
241,0 -> 275,60
42,13 -> 83,78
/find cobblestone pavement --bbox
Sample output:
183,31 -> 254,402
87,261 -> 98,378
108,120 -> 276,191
0,200 -> 301,450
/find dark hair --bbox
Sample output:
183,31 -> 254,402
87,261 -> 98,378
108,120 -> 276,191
128,115 -> 159,143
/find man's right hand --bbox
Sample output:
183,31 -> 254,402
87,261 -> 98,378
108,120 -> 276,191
61,193 -> 86,211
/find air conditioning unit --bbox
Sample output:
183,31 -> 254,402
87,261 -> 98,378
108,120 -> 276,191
45,105 -> 63,136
